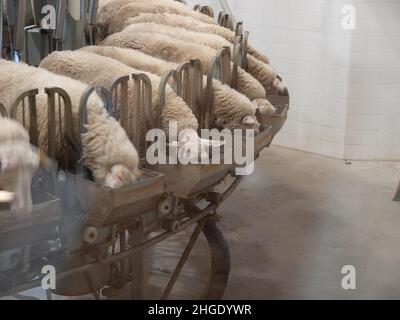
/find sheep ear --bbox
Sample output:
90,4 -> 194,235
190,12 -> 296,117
242,116 -> 256,125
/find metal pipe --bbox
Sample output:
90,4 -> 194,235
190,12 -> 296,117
14,0 -> 26,55
0,0 -> 3,57
161,218 -> 207,299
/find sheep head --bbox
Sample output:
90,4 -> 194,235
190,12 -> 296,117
0,142 -> 40,217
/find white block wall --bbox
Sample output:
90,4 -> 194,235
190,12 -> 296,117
187,0 -> 400,160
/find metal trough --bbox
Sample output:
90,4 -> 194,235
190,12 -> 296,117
63,86 -> 165,228
261,89 -> 290,137
151,60 -> 234,199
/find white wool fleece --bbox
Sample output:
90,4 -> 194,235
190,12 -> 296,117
0,60 -> 140,186
80,45 -> 261,133
101,30 -> 267,101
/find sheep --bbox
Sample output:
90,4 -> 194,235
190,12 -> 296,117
101,30 -> 267,102
40,51 -> 230,162
79,45 -> 265,131
121,12 -> 270,65
0,60 -> 140,189
97,0 -> 214,41
39,50 -> 199,139
0,117 -> 39,217
124,22 -> 287,94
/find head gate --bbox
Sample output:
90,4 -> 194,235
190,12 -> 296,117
204,46 -> 232,129
0,103 -> 7,117
232,34 -> 247,89
78,86 -> 111,175
107,73 -> 153,156
176,59 -> 204,126
10,87 -> 78,170
218,12 -> 235,31
157,69 -> 181,130
194,5 -> 214,18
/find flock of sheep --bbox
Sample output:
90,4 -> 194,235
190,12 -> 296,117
0,0 -> 286,215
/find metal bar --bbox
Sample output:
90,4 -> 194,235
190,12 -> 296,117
0,0 -> 3,57
11,89 -> 39,146
0,203 -> 218,298
0,103 -> 7,117
394,182 -> 400,201
157,70 -> 180,129
54,0 -> 67,50
161,218 -> 207,300
14,0 -> 26,53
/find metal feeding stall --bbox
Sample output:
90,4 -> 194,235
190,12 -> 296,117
0,0 -> 289,299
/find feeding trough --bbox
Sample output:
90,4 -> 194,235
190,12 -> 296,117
150,61 -> 233,199
262,87 -> 290,138
61,86 -> 166,228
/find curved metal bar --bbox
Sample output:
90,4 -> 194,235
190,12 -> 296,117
219,13 -> 234,31
157,69 -> 181,129
78,86 -> 111,173
235,21 -> 244,36
176,59 -> 204,124
107,75 -> 130,132
193,4 -> 201,11
232,35 -> 244,90
0,103 -> 8,117
11,89 -> 39,146
132,72 -> 153,152
204,47 -> 231,129
45,87 -> 79,163
200,6 -> 214,18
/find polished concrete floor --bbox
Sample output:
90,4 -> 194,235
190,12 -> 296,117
219,145 -> 400,299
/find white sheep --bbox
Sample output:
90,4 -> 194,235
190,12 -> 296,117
124,22 -> 287,94
97,0 -> 214,41
121,12 -> 270,65
0,117 -> 39,216
39,50 -> 199,139
40,50 -> 227,161
101,30 -> 267,102
0,60 -> 140,189
79,45 -> 265,131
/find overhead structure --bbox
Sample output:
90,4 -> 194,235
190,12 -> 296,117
1,0 -> 99,65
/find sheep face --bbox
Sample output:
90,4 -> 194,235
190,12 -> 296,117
252,98 -> 277,116
104,164 -> 141,189
0,142 -> 39,217
273,77 -> 289,96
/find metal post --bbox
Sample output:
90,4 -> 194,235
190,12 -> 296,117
0,0 -> 3,58
13,0 -> 26,60
54,0 -> 67,50
394,182 -> 400,201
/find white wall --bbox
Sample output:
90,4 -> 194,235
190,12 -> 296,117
187,0 -> 400,160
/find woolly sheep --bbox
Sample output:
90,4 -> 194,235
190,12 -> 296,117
80,45 -> 265,131
40,51 -> 226,161
0,117 -> 39,216
97,0 -> 214,41
0,60 -> 140,189
125,22 -> 287,94
40,50 -> 199,139
123,12 -> 269,65
101,30 -> 266,102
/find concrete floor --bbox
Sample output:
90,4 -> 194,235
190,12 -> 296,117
219,145 -> 400,299
2,145 -> 400,300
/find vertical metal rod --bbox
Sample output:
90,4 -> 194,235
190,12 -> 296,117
14,0 -> 26,57
0,0 -> 3,57
161,219 -> 208,300
394,182 -> 400,201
